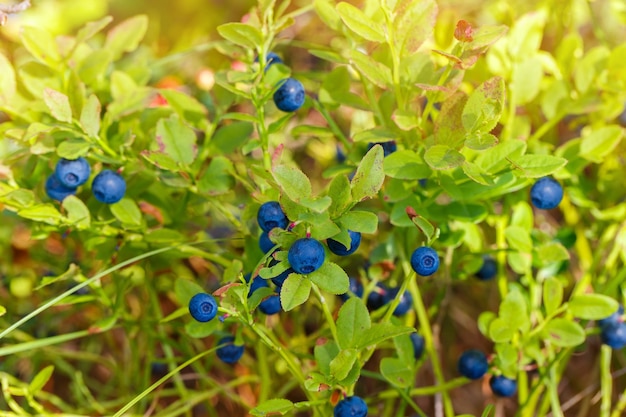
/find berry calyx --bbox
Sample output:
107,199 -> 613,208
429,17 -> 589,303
457,349 -> 489,380
188,293 -> 218,323
334,395 -> 368,417
530,177 -> 563,210
288,238 -> 325,274
410,246 -> 439,276
273,78 -> 305,112
55,157 -> 91,188
327,230 -> 361,256
216,336 -> 245,364
92,169 -> 126,204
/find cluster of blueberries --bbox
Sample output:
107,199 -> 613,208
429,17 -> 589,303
457,349 -> 517,397
45,157 -> 126,204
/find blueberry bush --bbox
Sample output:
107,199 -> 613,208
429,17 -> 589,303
1,0 -> 626,416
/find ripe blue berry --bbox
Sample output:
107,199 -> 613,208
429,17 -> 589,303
216,336 -> 244,364
410,333 -> 425,360
334,395 -> 368,417
259,232 -> 275,253
600,321 -> 626,349
458,349 -> 489,380
256,52 -> 283,71
288,238 -> 325,274
92,169 -> 126,204
271,267 -> 293,288
188,293 -> 218,323
55,157 -> 91,188
340,277 -> 364,302
45,174 -> 77,201
388,287 -> 413,316
598,304 -> 624,328
475,255 -> 497,280
411,247 -> 439,276
367,282 -> 390,310
530,177 -> 563,210
273,78 -> 305,112
368,141 -> 397,157
327,230 -> 362,256
257,201 -> 289,232
489,375 -> 517,397
259,294 -> 281,315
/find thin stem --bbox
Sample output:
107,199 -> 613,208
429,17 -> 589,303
601,345 -> 613,417
312,284 -> 339,343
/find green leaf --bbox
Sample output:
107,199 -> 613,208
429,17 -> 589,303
314,0 -> 342,31
380,357 -> 413,388
110,198 -> 142,227
336,2 -> 385,43
338,211 -> 378,234
505,225 -> 532,252
499,290 -> 529,332
250,399 -> 295,416
336,298 -> 371,349
329,348 -> 358,381
543,277 -> 563,316
478,311 -> 496,337
350,50 -> 393,89
511,154 -> 567,178
105,15 -> 149,60
273,165 -> 312,202
393,0 -> 437,56
210,121 -> 253,154
20,26 -> 60,66
462,161 -> 495,186
512,56 -> 544,105
488,318 -> 515,343
159,89 -> 208,126
217,23 -> 263,49
185,319 -> 219,338
174,278 -> 206,306
435,92 -> 468,148
198,157 -> 235,196
542,318 -> 585,347
462,77 -> 505,134
465,133 -> 498,150
424,145 -> 465,170
309,263 -> 349,295
536,242 -> 570,264
507,10 -> 546,59
280,274 -> 312,311
411,214 -> 435,240
353,127 -> 396,143
0,51 -> 16,104
18,204 -> 64,225
62,196 -> 91,229
29,365 -> 54,394
155,115 -> 197,166
75,16 -> 114,45
328,175 -> 352,218
80,95 -> 101,138
57,139 -> 91,160
43,88 -> 72,123
580,126 -> 623,163
568,294 -> 619,320
351,145 -> 385,201
384,150 -> 431,179
355,323 -> 414,349
474,139 -> 526,174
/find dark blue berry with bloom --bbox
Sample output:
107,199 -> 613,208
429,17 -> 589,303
490,375 -> 517,397
55,157 -> 91,188
92,169 -> 126,204
45,174 -> 77,201
411,246 -> 439,276
188,293 -> 218,323
458,349 -> 489,380
601,321 -> 626,349
273,78 -> 305,112
259,232 -> 275,253
327,230 -> 362,256
598,305 -> 624,328
334,395 -> 368,417
530,177 -> 563,210
340,277 -> 364,302
410,333 -> 425,360
288,238 -> 325,274
216,336 -> 244,364
475,255 -> 497,280
257,201 -> 289,232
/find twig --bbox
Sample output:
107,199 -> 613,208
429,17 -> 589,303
0,0 -> 31,26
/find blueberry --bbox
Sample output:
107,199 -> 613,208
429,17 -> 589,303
92,169 -> 126,204
600,321 -> 626,349
367,282 -> 390,310
216,336 -> 244,364
598,305 -> 624,328
339,277 -> 364,302
45,174 -> 77,201
288,238 -> 325,274
257,201 -> 289,232
271,267 -> 293,288
368,141 -> 397,157
336,145 -> 347,163
457,349 -> 489,380
54,157 -> 91,188
475,255 -> 497,281
327,230 -> 362,256
256,52 -> 283,71
273,78 -> 305,112
410,333 -> 425,360
259,294 -> 282,315
188,293 -> 218,323
334,395 -> 368,417
489,375 -> 517,397
388,287 -> 413,316
259,232 -> 275,253
530,177 -> 563,210
248,275 -> 269,297
410,247 -> 439,276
